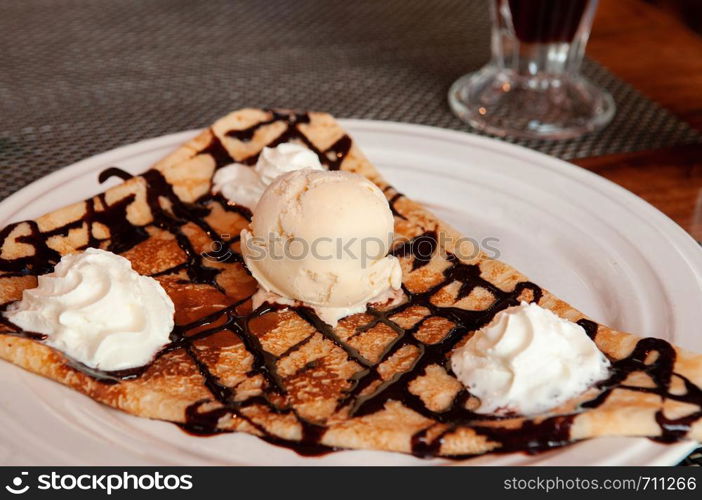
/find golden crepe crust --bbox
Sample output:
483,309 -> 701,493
0,108 -> 700,458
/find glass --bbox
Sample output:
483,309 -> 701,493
449,0 -> 615,140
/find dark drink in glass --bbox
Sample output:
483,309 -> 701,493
449,0 -> 614,140
508,0 -> 589,44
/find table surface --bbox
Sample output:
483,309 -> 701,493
579,0 -> 702,241
0,0 -> 699,467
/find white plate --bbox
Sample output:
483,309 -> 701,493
0,120 -> 700,466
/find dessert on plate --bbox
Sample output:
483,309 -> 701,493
0,108 -> 700,458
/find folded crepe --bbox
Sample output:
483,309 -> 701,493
0,108 -> 700,457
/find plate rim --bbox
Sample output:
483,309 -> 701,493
343,119 -> 702,273
5,119 -> 700,276
0,119 -> 699,466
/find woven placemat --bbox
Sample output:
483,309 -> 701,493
1,0 -> 701,202
0,0 -> 700,465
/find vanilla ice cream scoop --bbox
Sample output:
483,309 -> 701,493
241,169 -> 402,325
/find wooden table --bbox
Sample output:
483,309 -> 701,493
578,0 -> 702,241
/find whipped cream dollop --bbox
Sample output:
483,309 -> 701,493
450,302 -> 610,416
212,142 -> 323,210
4,248 -> 175,371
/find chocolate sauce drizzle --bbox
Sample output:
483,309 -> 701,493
383,186 -> 408,221
98,167 -> 133,183
225,110 -> 351,170
0,111 -> 700,459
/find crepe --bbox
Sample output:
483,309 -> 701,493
0,108 -> 700,458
